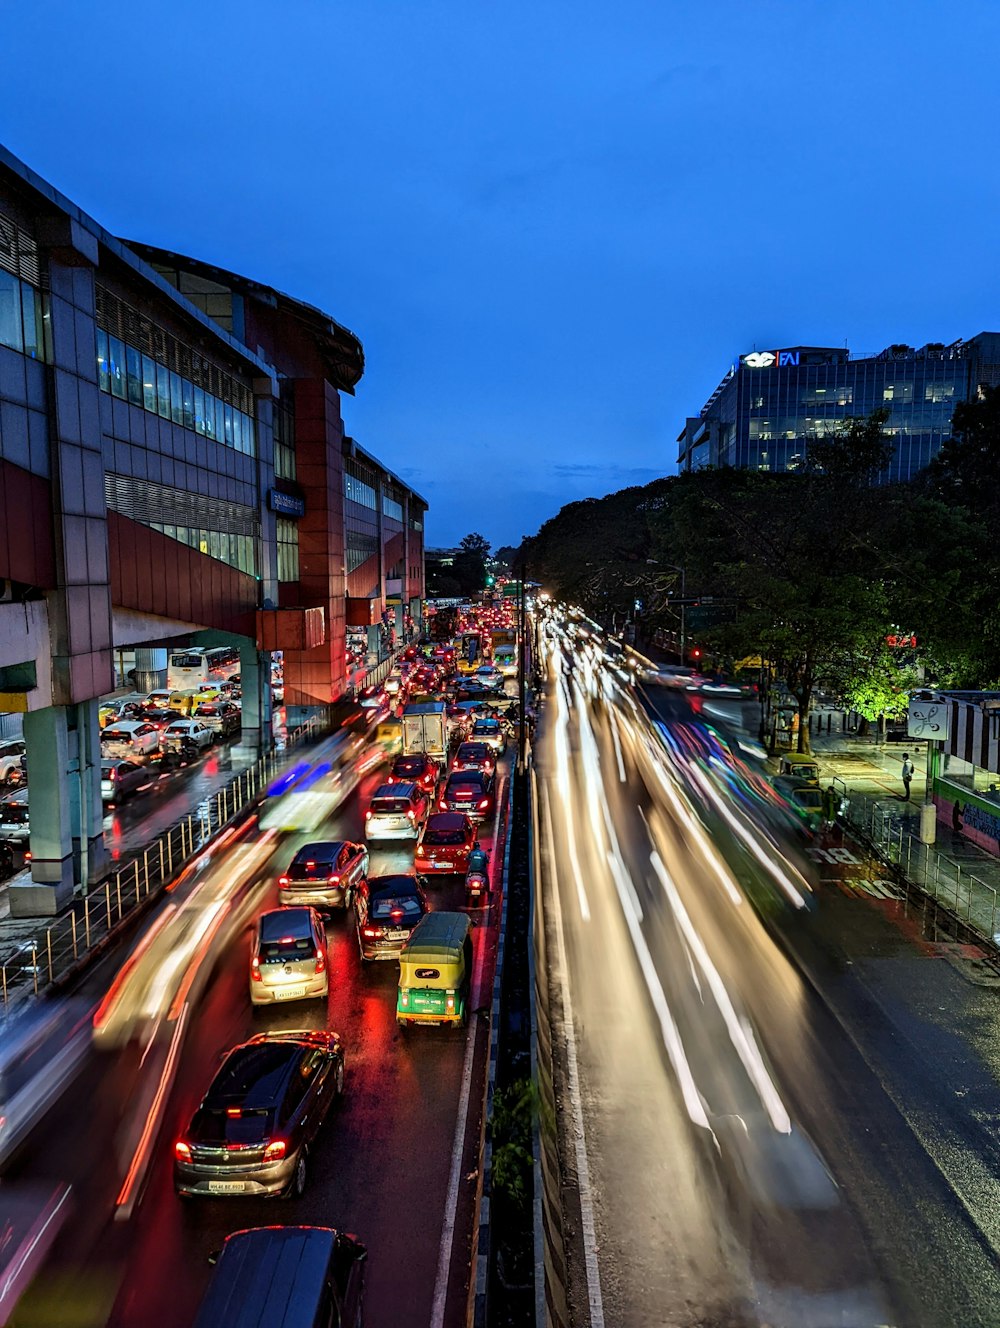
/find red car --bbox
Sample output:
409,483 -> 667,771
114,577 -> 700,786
439,771 -> 496,821
414,813 -> 477,880
387,753 -> 440,793
451,741 -> 496,777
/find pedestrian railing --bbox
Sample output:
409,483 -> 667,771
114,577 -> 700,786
0,715 -> 324,1009
842,790 -> 1000,945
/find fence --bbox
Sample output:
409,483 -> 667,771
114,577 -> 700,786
0,716 -> 323,1009
841,788 -> 1000,945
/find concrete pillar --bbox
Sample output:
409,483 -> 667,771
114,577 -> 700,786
238,640 -> 272,750
134,647 -> 167,693
394,602 -> 405,644
366,625 -> 381,664
410,596 -> 423,637
10,707 -> 73,915
71,699 -> 107,887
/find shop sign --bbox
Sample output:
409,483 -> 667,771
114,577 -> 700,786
907,696 -> 950,740
268,489 -> 306,517
741,350 -> 801,369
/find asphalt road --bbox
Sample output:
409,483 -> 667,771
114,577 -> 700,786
7,745 -> 509,1328
536,627 -> 1000,1328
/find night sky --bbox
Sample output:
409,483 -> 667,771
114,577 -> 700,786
4,1 -> 1000,548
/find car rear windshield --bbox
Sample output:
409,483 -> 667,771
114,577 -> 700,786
0,805 -> 28,824
392,758 -> 424,776
422,828 -> 465,846
473,720 -> 499,734
102,729 -> 134,742
371,896 -> 423,921
289,859 -> 335,879
371,797 -> 411,814
260,937 -> 313,962
208,1044 -> 298,1101
196,706 -> 218,715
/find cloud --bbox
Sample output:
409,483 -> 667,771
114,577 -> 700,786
552,463 -> 665,482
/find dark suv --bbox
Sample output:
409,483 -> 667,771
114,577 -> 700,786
173,1031 -> 345,1199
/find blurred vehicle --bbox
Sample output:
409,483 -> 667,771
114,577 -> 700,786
452,741 -> 496,776
439,770 -> 495,821
0,739 -> 25,785
160,718 -> 214,754
446,703 -> 471,742
646,665 -> 703,690
191,1225 -> 366,1328
0,1184 -> 72,1324
384,672 -> 404,697
259,734 -> 363,833
470,716 -> 507,754
387,752 -> 439,793
0,789 -> 30,849
414,812 -> 477,881
194,699 -> 242,738
100,758 -> 149,805
278,840 -> 368,912
374,717 -> 403,755
0,1001 -> 90,1169
355,874 -> 428,961
100,720 -> 162,759
772,779 -> 825,830
250,907 -> 328,1006
396,912 -> 473,1028
364,782 -> 429,841
174,1030 -> 345,1198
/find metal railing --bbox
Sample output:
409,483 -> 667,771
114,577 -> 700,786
842,790 -> 1000,945
0,716 -> 323,1009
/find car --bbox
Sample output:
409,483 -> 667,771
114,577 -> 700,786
383,673 -> 404,697
454,678 -> 493,701
387,752 -> 439,793
100,759 -> 149,805
100,720 -> 162,760
160,719 -> 214,754
193,700 -> 242,738
173,1030 -> 345,1199
144,689 -> 172,708
0,789 -> 29,848
446,703 -> 472,740
451,741 -> 496,776
474,665 -> 504,692
278,841 -> 368,912
470,717 -> 507,754
439,769 -> 496,821
250,908 -> 329,1005
355,874 -> 428,961
0,740 -> 25,785
139,706 -> 176,732
364,782 -> 429,840
414,812 -> 477,880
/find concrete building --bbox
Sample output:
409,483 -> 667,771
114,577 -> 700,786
0,144 -> 424,914
678,335 -> 1000,480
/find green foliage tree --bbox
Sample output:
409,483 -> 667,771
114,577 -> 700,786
453,532 -> 491,595
842,645 -> 920,737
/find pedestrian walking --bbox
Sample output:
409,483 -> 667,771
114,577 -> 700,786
900,752 -> 915,802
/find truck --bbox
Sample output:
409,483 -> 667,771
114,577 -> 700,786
490,628 -> 518,678
401,701 -> 448,759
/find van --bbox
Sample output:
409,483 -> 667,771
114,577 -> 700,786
397,911 -> 473,1028
193,1226 -> 366,1328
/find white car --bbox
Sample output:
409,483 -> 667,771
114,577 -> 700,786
475,665 -> 504,692
100,721 -> 162,759
160,719 -> 214,754
0,740 -> 25,784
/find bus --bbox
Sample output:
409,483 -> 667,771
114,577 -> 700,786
167,646 -> 239,691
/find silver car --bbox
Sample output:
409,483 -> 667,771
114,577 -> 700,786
364,782 -> 428,841
278,840 -> 368,912
250,907 -> 328,1006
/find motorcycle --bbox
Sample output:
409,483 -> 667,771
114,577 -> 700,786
465,846 -> 491,907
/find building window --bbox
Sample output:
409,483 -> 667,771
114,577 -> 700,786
926,382 -> 955,403
274,386 -> 297,481
344,474 -> 377,509
277,516 -> 299,582
382,496 -> 403,522
0,216 -> 49,362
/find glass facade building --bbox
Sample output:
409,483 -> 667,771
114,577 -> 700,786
678,335 -> 1000,481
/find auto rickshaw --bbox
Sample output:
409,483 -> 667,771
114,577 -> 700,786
375,717 -> 402,756
776,753 -> 820,785
397,912 -> 473,1029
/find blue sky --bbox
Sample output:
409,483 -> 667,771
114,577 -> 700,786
4,1 -> 1000,548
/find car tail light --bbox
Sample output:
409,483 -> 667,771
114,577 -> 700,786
406,809 -> 415,821
362,925 -> 382,938
174,1140 -> 192,1162
479,798 -> 489,809
440,798 -> 448,809
251,957 -> 262,982
315,948 -> 326,974
263,1140 -> 287,1162
365,809 -> 373,820
226,1106 -> 242,1118
278,875 -> 289,886
327,874 -> 340,884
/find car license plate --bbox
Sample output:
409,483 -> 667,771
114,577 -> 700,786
431,860 -> 450,869
387,929 -> 408,940
208,1180 -> 247,1193
276,985 -> 306,1000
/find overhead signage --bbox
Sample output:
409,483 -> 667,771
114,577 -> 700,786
886,633 -> 917,648
267,488 -> 306,518
741,350 -> 801,369
907,696 -> 950,741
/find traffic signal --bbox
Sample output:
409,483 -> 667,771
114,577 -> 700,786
691,647 -> 701,660
485,575 -> 495,586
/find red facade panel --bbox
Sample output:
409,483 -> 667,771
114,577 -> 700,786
0,458 -> 56,588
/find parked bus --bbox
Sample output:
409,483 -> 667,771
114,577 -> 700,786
166,646 -> 238,691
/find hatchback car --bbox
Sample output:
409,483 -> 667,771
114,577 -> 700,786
160,719 -> 214,754
470,717 -> 507,754
414,812 -> 477,880
451,741 -> 496,776
387,753 -> 439,793
475,665 -> 505,692
193,700 -> 242,738
439,770 -> 496,821
173,1030 -> 345,1199
144,689 -> 172,708
139,706 -> 176,732
100,720 -> 162,759
364,782 -> 429,841
355,874 -> 428,961
0,790 -> 29,849
250,908 -> 328,1006
278,841 -> 368,912
100,759 -> 149,805
0,741 -> 25,785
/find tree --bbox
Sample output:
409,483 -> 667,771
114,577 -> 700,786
453,532 -> 491,595
841,645 -> 920,738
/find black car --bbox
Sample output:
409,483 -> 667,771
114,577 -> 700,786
454,678 -> 493,701
355,874 -> 428,961
387,752 -> 439,794
174,1031 -> 345,1199
439,769 -> 496,820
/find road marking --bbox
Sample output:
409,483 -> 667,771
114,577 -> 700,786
544,789 -> 607,1328
608,706 -> 627,783
429,1010 -> 479,1328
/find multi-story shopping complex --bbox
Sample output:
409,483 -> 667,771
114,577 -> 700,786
677,335 -> 1000,479
0,143 -> 424,913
